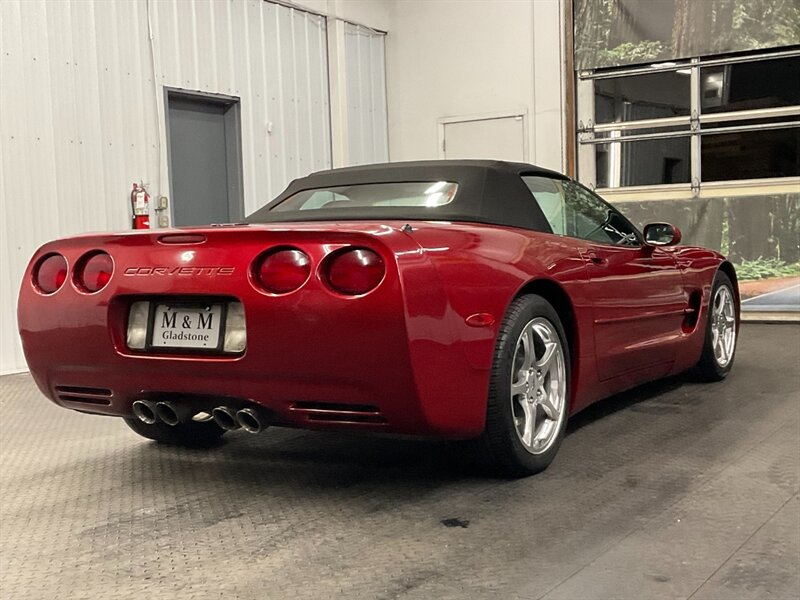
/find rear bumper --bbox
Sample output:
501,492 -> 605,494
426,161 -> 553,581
22,301 -> 483,437
37,365 -> 408,431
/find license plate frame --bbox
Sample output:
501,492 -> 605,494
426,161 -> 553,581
146,301 -> 228,354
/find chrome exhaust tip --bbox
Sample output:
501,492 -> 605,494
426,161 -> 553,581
154,401 -> 181,426
132,400 -> 158,425
211,406 -> 241,431
236,407 -> 268,434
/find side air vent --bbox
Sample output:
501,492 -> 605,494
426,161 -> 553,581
55,386 -> 113,406
682,291 -> 703,333
290,401 -> 387,425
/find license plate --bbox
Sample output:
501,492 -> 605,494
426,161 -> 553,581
150,303 -> 224,350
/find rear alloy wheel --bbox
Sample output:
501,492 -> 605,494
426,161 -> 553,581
696,271 -> 738,381
482,295 -> 570,477
124,416 -> 225,448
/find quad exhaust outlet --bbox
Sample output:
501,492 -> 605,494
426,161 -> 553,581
154,401 -> 197,426
132,400 -> 158,425
132,399 -> 269,432
211,406 -> 241,431
236,407 -> 269,434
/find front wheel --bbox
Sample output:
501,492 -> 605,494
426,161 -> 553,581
481,295 -> 570,477
696,271 -> 738,381
124,417 -> 225,448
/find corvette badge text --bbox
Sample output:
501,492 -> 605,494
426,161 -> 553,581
123,267 -> 235,276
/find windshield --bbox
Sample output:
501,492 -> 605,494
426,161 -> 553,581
270,181 -> 459,212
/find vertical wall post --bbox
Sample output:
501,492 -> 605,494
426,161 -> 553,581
327,17 -> 349,168
564,0 -> 577,177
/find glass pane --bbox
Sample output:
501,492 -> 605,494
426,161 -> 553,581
702,127 -> 800,181
595,71 -> 691,124
272,182 -> 459,211
596,137 -> 691,187
562,182 -> 639,245
522,176 -> 567,235
701,56 -> 800,114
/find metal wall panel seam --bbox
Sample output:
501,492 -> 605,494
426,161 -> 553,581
258,2 -> 274,198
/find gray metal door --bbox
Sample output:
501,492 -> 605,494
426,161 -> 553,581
167,93 -> 243,226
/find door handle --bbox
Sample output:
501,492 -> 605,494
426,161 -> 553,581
583,250 -> 608,266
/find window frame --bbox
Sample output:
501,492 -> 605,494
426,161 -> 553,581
576,48 -> 800,199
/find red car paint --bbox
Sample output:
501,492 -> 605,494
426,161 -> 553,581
18,219 -> 735,438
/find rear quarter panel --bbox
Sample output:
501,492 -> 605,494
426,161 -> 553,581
401,223 -> 595,426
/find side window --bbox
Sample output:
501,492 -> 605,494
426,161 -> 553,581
562,181 -> 639,246
523,176 -> 639,246
523,176 -> 566,235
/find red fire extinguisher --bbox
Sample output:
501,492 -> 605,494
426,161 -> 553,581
131,183 -> 150,229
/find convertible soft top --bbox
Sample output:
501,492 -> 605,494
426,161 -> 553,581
246,160 -> 567,232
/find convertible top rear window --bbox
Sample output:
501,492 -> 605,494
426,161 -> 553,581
271,181 -> 459,212
246,160 -> 564,231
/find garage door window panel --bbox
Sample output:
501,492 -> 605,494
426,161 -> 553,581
700,56 -> 800,114
595,71 -> 691,124
701,126 -> 800,182
580,51 -> 800,191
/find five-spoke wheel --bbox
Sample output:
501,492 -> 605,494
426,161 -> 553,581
483,294 -> 570,477
697,271 -> 738,381
710,284 -> 736,368
510,318 -> 567,455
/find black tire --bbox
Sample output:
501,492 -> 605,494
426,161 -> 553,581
480,294 -> 571,477
696,271 -> 738,382
124,417 -> 225,448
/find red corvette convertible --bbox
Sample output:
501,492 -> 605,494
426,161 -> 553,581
18,161 -> 739,476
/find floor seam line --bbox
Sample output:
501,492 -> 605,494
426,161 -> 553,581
685,491 -> 799,600
534,417 -> 796,600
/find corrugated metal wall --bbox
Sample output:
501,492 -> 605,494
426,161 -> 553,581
0,0 -> 334,374
344,23 -> 388,165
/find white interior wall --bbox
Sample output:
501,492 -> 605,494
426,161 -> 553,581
0,0 -> 390,375
384,0 -> 565,171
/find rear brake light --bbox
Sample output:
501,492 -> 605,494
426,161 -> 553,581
33,254 -> 68,294
253,248 -> 311,294
324,248 -> 385,295
74,251 -> 114,293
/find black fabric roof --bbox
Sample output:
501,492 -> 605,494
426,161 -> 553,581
246,160 -> 569,232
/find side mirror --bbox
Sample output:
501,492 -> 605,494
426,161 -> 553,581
643,222 -> 682,246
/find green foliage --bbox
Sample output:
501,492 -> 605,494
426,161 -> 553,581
728,0 -> 800,50
734,258 -> 800,281
575,0 -> 800,69
597,41 -> 666,66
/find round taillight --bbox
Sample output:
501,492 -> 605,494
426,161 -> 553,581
324,248 -> 385,295
75,252 -> 114,293
33,254 -> 68,294
254,248 -> 311,294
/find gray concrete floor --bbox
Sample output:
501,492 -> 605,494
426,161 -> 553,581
1,324 -> 798,600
